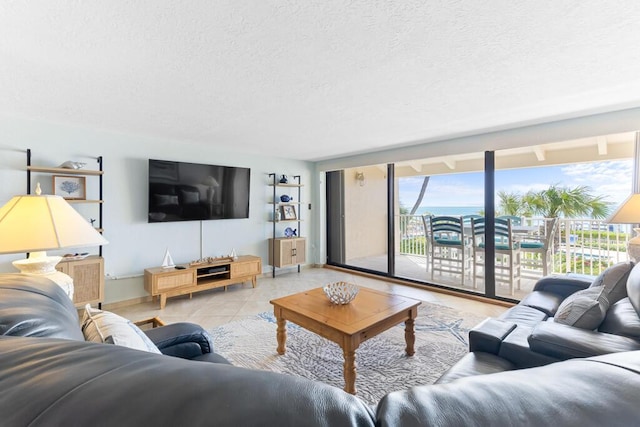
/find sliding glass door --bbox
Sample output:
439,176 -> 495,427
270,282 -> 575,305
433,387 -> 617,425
394,152 -> 485,294
326,165 -> 389,273
325,131 -> 637,302
494,133 -> 635,300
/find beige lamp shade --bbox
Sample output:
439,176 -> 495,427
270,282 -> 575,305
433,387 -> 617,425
0,193 -> 108,299
607,194 -> 640,224
0,194 -> 107,254
607,193 -> 640,262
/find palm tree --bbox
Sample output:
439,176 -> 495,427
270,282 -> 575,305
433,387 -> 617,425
497,191 -> 522,216
410,177 -> 430,215
523,184 -> 609,219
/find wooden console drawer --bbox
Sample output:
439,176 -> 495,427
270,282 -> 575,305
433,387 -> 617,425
144,268 -> 196,294
231,258 -> 262,277
155,270 -> 196,291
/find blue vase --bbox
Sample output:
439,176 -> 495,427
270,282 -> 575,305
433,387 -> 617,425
280,195 -> 291,202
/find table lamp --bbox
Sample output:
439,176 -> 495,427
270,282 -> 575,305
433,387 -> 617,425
0,184 -> 108,299
607,193 -> 640,262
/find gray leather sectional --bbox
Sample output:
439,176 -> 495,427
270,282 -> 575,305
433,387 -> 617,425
0,272 -> 639,426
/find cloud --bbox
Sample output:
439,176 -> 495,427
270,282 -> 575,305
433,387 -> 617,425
562,160 -> 632,183
398,159 -> 634,208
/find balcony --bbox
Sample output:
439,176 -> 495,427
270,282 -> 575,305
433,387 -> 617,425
348,215 -> 631,300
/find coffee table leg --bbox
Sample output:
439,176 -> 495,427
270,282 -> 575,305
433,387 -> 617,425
276,316 -> 287,355
343,347 -> 357,395
405,317 -> 416,356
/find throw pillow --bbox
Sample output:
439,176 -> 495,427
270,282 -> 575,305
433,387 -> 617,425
81,304 -> 161,354
554,286 -> 609,330
589,261 -> 634,305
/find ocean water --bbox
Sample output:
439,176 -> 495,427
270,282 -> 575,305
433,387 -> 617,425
415,206 -> 484,216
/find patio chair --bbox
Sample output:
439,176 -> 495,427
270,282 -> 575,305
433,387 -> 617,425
497,215 -> 522,226
519,217 -> 559,276
462,214 -> 483,226
471,217 -> 521,295
426,215 -> 471,285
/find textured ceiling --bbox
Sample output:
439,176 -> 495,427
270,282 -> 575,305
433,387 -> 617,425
1,1 -> 640,161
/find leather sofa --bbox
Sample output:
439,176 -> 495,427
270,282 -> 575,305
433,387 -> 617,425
469,261 -> 640,368
1,274 -> 640,426
0,274 -> 376,426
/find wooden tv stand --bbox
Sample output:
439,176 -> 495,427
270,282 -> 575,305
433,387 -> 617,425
144,255 -> 262,309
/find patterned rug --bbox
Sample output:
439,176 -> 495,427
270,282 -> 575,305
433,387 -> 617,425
210,302 -> 486,405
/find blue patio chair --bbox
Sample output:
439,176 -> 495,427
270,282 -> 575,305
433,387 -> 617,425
462,214 -> 483,225
427,215 -> 471,285
497,215 -> 522,226
470,217 -> 521,295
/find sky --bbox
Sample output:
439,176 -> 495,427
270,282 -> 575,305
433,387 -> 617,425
398,159 -> 633,210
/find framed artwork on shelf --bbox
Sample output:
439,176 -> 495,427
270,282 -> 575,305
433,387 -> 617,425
280,205 -> 297,220
53,175 -> 86,200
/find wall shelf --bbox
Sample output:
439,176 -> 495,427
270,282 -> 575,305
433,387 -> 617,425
268,174 -> 305,277
27,148 -> 105,308
28,166 -> 104,176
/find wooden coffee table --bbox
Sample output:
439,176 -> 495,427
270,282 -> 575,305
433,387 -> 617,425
270,286 -> 421,395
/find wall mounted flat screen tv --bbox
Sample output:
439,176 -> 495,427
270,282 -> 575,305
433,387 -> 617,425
148,159 -> 250,222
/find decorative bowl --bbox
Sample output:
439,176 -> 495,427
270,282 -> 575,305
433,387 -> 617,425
323,281 -> 359,305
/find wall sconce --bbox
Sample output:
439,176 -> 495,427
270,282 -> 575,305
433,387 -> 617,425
355,172 -> 366,187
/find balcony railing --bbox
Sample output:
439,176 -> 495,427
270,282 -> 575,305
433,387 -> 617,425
398,214 -> 631,277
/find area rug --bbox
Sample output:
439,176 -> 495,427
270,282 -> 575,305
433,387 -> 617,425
209,302 -> 486,405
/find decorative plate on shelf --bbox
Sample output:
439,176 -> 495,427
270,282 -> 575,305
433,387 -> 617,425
284,227 -> 297,238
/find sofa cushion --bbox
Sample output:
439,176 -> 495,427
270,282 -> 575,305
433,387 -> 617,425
589,261 -> 634,305
497,325 -> 559,368
599,297 -> 640,338
499,305 -> 548,328
520,291 -> 565,317
81,305 -> 161,354
554,286 -> 609,330
435,352 -> 516,384
530,321 -> 640,359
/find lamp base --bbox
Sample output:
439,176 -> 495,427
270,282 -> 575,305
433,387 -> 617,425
627,228 -> 640,263
12,252 -> 74,300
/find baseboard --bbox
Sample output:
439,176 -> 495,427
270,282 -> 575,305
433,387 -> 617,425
102,268 -> 297,310
102,295 -> 154,311
103,264 -> 512,310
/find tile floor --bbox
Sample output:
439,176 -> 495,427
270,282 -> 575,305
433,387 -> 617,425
111,267 -> 508,328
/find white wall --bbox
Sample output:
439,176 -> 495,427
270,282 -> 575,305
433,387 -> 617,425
344,166 -> 387,260
0,115 -> 315,304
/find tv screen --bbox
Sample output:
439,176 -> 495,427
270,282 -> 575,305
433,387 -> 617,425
148,159 -> 250,222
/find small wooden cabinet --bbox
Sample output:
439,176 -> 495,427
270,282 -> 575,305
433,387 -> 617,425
144,255 -> 262,309
56,256 -> 104,307
269,237 -> 306,268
